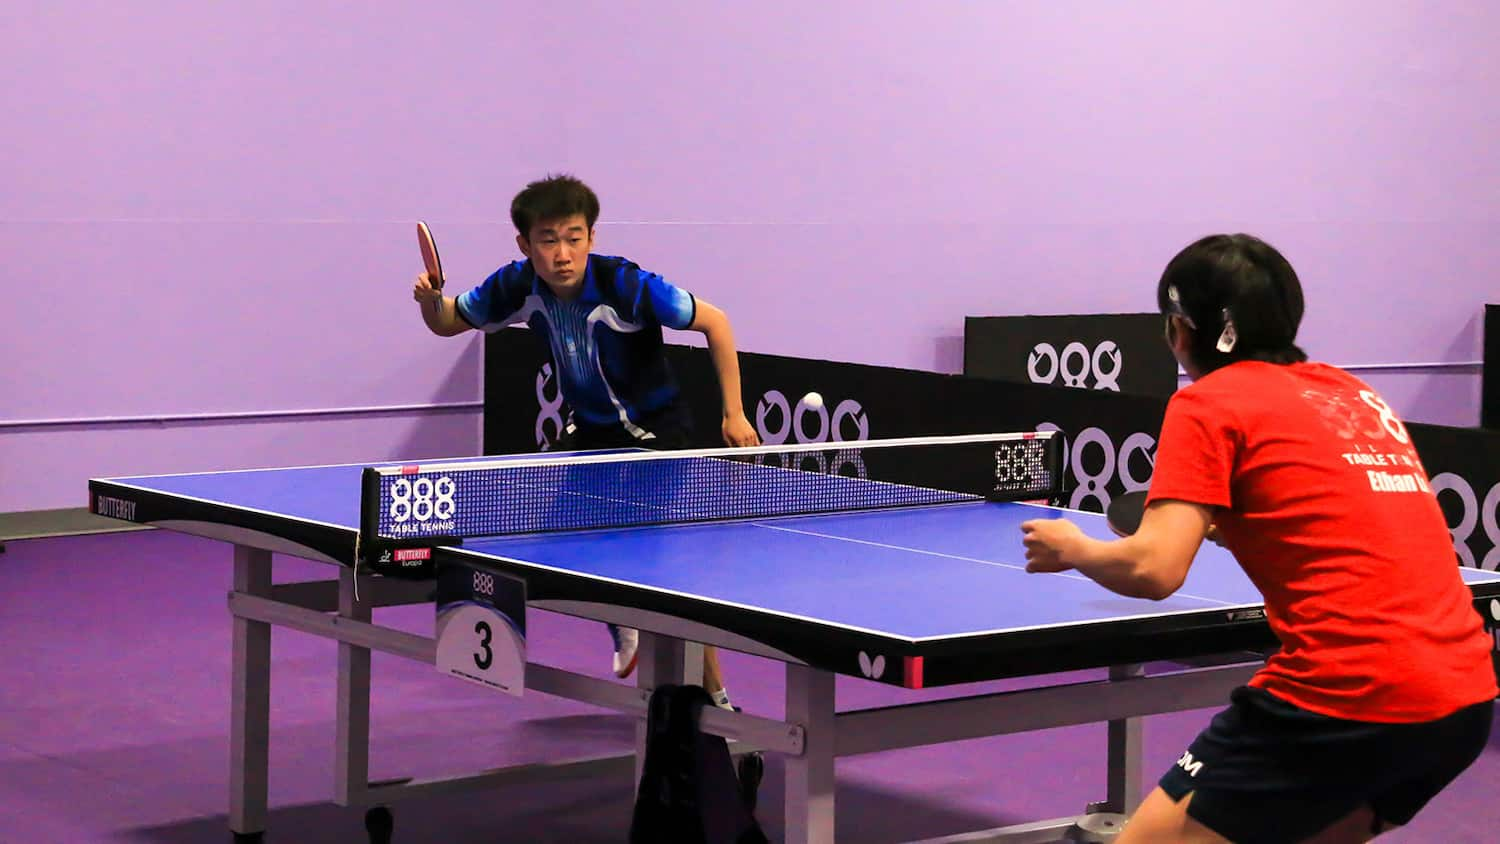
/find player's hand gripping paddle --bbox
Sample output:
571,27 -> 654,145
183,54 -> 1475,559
417,221 -> 444,290
1106,490 -> 1148,537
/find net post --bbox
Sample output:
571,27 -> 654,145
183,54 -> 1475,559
357,466 -> 380,566
356,465 -> 461,580
982,430 -> 1065,504
1042,430 -> 1067,505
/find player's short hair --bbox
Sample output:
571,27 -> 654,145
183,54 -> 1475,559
1156,233 -> 1308,372
510,174 -> 600,239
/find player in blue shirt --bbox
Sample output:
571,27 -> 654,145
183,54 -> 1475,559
412,174 -> 758,709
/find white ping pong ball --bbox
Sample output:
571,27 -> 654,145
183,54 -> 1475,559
803,392 -> 824,410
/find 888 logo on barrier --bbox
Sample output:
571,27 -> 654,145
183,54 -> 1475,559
534,363 -> 566,451
1431,474 -> 1500,571
1430,474 -> 1500,656
1036,422 -> 1158,512
1028,341 -> 1123,391
754,389 -> 871,477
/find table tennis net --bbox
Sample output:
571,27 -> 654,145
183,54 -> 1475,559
358,432 -> 1060,549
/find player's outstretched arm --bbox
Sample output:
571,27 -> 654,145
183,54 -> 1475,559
689,299 -> 759,447
1021,500 -> 1212,600
413,272 -> 471,337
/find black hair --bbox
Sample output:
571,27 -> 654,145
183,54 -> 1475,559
510,174 -> 600,240
1157,233 -> 1308,373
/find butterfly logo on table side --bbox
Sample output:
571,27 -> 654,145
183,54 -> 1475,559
857,651 -> 886,680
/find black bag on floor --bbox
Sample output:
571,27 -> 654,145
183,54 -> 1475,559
629,684 -> 768,844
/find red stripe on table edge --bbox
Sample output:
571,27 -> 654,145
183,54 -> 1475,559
903,656 -> 924,689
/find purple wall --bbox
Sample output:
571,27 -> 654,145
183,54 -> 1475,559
5,3 -> 1497,511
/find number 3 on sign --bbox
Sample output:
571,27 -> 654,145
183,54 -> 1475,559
435,566 -> 526,696
472,619 -> 494,670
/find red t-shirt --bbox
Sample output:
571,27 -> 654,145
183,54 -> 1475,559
1147,360 -> 1496,722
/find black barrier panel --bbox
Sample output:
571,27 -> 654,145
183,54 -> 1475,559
964,314 -> 1180,400
1409,422 -> 1500,574
1485,305 -> 1499,431
486,327 -> 1500,569
671,348 -> 1168,515
1408,420 -> 1500,677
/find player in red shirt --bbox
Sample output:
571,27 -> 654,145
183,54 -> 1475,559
1021,234 -> 1496,843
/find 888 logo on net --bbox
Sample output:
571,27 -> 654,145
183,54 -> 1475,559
386,475 -> 459,535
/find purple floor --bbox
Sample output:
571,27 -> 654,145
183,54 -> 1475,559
0,530 -> 1494,843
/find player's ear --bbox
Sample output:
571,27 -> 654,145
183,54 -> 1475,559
516,233 -> 532,259
1166,315 -> 1194,356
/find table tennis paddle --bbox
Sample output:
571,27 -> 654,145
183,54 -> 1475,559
417,221 -> 444,290
1106,490 -> 1147,537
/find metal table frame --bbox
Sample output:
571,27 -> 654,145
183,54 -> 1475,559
217,531 -> 1259,843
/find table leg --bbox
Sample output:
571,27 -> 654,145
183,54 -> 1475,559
784,664 -> 835,844
1106,663 -> 1146,815
336,565 -> 373,804
230,546 -> 272,839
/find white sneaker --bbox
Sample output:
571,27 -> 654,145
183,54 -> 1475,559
611,625 -> 639,678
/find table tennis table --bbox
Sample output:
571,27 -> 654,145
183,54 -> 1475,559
88,434 -> 1500,843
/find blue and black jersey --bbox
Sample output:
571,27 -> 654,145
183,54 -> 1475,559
455,254 -> 697,432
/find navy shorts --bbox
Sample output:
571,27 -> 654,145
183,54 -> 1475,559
557,402 -> 694,452
1159,685 -> 1494,844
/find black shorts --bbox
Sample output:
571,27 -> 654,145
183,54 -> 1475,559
1159,685 -> 1493,844
556,402 -> 694,452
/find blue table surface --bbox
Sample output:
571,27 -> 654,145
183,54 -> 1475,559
102,458 -> 1500,641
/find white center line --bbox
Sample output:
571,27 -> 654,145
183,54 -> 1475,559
752,522 -> 1238,607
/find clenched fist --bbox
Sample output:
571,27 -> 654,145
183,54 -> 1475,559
1020,518 -> 1088,573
